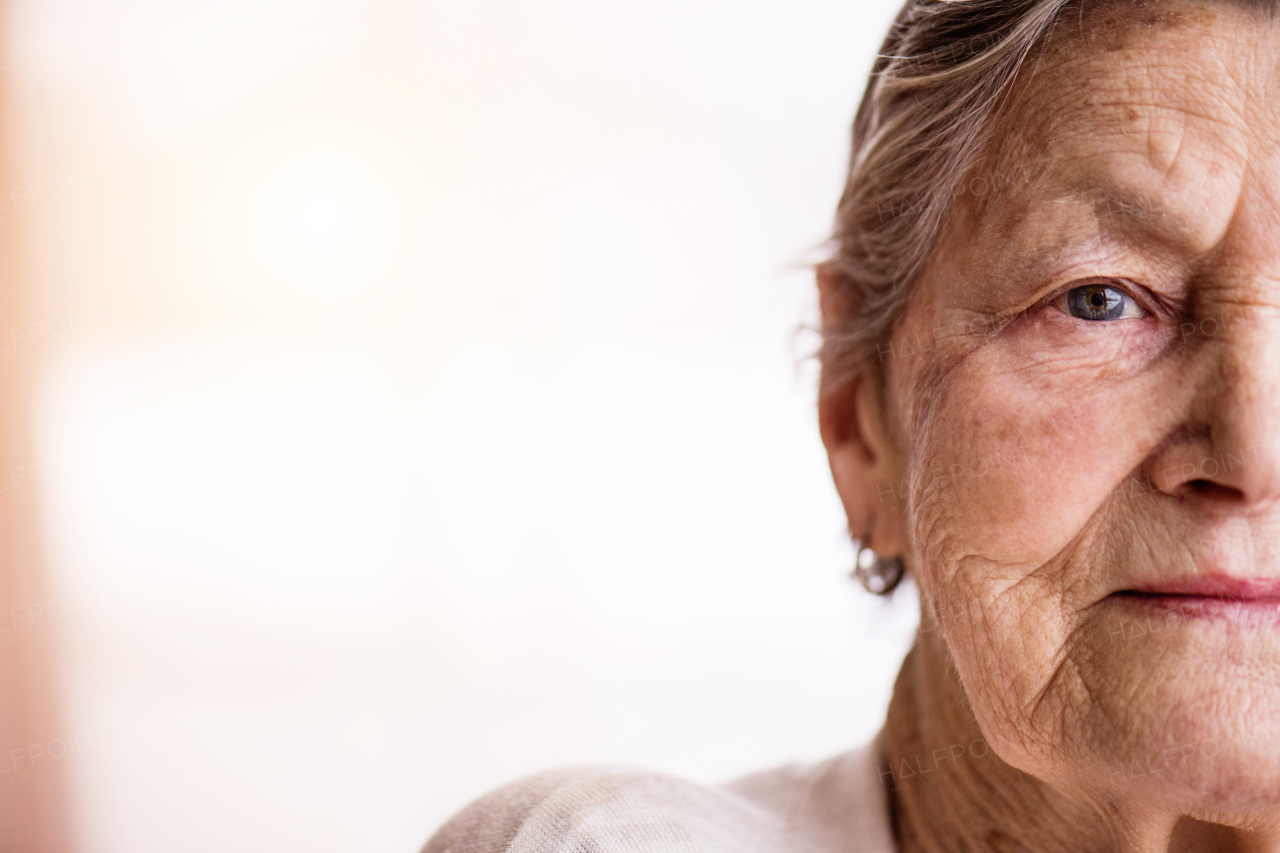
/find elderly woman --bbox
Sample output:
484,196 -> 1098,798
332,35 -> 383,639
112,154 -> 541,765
424,0 -> 1280,849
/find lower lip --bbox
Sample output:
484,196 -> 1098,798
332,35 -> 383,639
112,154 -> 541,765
1113,592 -> 1280,623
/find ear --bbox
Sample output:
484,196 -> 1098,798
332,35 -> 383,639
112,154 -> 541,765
816,265 -> 908,559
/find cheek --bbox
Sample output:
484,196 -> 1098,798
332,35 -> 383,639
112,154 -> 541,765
909,346 -> 1163,585
901,340 -> 1182,761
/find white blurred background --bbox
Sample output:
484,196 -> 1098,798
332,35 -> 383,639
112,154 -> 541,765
0,0 -> 918,850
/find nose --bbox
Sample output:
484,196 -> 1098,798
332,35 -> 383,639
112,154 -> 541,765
1150,303 -> 1280,508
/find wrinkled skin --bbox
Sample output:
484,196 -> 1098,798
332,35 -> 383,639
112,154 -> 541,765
821,2 -> 1280,850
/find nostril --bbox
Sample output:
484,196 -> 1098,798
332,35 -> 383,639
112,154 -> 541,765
1183,479 -> 1244,501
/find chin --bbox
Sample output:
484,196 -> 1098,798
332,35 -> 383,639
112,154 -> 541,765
1086,734 -> 1280,817
1039,616 -> 1280,814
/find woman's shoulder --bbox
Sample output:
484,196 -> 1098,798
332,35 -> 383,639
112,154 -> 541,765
421,742 -> 894,853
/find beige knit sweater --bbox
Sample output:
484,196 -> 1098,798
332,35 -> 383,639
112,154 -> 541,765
422,742 -> 895,853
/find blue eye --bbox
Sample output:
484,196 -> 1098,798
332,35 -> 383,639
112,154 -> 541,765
1063,284 -> 1145,321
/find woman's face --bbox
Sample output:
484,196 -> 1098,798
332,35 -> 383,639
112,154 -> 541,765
857,0 -> 1280,816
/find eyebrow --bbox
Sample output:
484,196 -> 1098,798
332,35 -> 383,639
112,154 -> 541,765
1060,172 -> 1213,255
972,178 -> 1189,312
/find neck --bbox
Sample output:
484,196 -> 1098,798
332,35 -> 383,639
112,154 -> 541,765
879,610 -> 1274,853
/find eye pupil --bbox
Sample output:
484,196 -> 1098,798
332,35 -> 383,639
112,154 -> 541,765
1090,293 -> 1104,307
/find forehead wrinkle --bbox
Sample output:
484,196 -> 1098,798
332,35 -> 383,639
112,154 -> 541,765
972,12 -> 1264,226
1019,40 -> 1254,138
977,82 -> 1252,260
1015,73 -> 1249,181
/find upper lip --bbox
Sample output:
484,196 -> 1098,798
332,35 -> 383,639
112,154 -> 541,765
1123,576 -> 1280,602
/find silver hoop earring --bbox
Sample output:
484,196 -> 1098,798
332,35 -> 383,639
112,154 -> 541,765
852,535 -> 905,595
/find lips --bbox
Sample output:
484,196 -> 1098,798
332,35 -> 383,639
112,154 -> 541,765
1121,576 -> 1280,603
1110,576 -> 1280,624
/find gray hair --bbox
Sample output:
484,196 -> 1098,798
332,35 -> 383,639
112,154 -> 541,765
821,0 -> 1079,383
